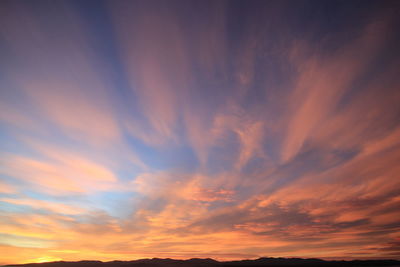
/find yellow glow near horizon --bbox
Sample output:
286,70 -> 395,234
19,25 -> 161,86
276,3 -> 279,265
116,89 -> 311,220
31,256 -> 63,263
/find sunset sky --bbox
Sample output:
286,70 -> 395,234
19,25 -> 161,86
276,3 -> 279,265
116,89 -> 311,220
1,0 -> 400,264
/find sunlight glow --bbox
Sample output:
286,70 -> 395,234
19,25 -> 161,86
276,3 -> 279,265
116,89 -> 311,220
31,256 -> 63,263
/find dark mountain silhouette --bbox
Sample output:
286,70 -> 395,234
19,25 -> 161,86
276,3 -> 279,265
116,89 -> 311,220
3,257 -> 400,267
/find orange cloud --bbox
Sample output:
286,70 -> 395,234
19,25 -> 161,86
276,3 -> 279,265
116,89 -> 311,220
0,151 -> 125,195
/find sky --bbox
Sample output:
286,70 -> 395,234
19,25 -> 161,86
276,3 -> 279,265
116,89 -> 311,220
0,0 -> 400,264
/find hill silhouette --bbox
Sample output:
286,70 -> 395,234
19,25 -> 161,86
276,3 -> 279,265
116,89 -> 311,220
3,257 -> 400,267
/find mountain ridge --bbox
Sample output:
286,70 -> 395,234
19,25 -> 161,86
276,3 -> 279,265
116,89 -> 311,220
4,257 -> 400,267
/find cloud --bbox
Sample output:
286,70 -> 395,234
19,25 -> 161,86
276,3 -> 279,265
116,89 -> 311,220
0,198 -> 86,215
110,1 -> 191,146
281,19 -> 391,162
0,182 -> 17,194
0,1 -> 122,146
0,151 -> 126,195
132,171 -> 234,203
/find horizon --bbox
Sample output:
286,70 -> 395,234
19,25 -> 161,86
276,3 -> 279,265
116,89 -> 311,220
1,0 -> 400,265
3,256 -> 400,266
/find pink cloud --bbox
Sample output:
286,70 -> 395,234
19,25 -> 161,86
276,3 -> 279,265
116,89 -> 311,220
281,20 -> 390,162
